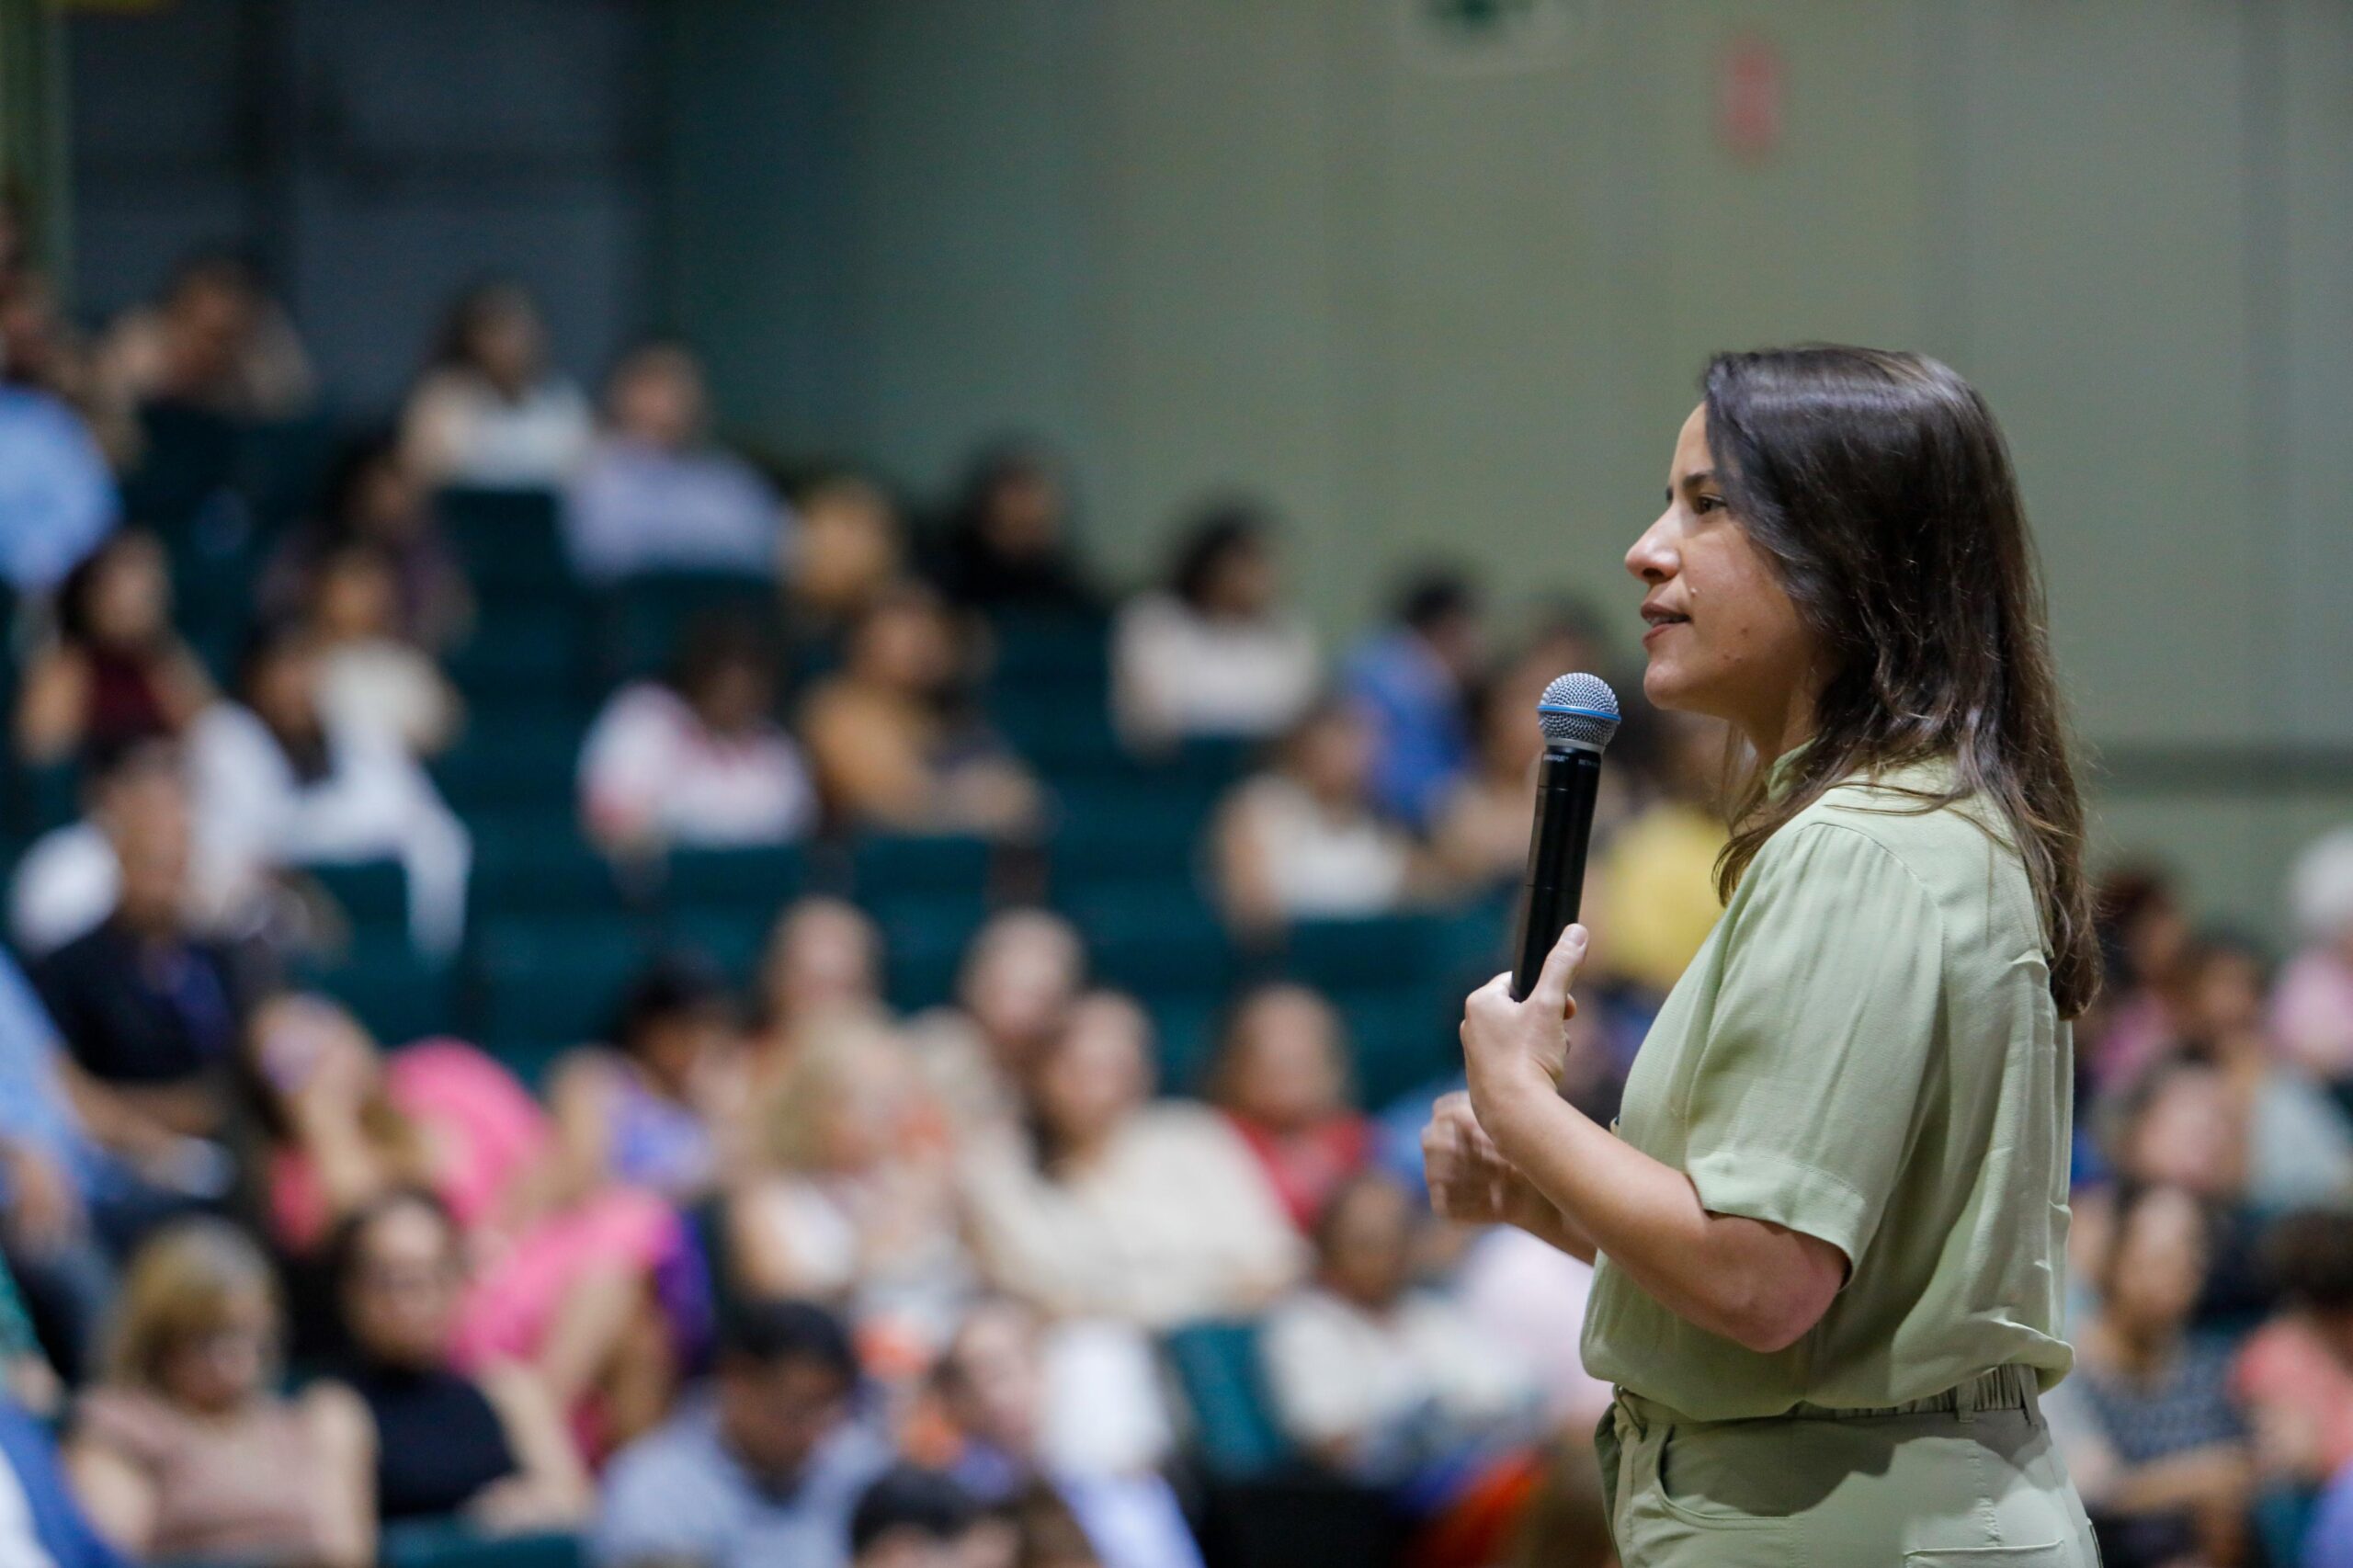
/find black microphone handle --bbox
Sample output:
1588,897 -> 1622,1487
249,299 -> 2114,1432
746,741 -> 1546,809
1511,745 -> 1603,1001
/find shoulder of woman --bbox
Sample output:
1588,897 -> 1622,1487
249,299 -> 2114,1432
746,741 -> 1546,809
300,1382 -> 375,1459
73,1387 -> 176,1454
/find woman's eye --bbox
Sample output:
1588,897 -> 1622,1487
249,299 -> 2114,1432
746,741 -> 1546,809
1692,494 -> 1725,515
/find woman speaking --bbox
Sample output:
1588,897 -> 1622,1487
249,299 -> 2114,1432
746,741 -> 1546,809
1424,346 -> 2101,1564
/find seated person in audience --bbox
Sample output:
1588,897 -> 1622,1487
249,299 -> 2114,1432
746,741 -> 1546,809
1429,653 -> 1556,894
0,377 -> 117,599
1586,709 -> 1731,1000
2042,1183 -> 2254,1568
2308,1467 -> 2353,1568
849,1465 -> 995,1568
801,582 -> 1043,838
327,1190 -> 590,1532
1341,569 -> 1482,833
904,908 -> 1085,1137
63,1220 -> 371,1568
565,339 -> 788,582
263,432 -> 473,652
595,1299 -> 892,1568
2272,827 -> 2353,1099
1110,500 -> 1320,751
550,954 -> 740,1210
1211,698 -> 1427,934
1261,1173 -> 1536,1489
187,620 -> 473,955
32,758 -> 251,1151
747,897 -> 892,1084
730,1015 -> 970,1371
2097,1059 -> 2275,1324
305,540 -> 463,758
579,617 -> 815,857
15,530 -> 213,767
960,992 -> 1303,1327
2091,867 -> 2201,1094
2172,932 -> 2353,1212
923,1297 -> 1203,1568
1205,982 -> 1371,1233
11,737 -> 187,960
932,440 -> 1097,617
97,251 -> 314,421
400,280 -> 592,489
784,470 -> 908,655
2233,1209 -> 2353,1499
244,994 -> 684,1449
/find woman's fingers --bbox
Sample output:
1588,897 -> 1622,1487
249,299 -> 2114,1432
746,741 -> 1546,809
1529,923 -> 1588,1020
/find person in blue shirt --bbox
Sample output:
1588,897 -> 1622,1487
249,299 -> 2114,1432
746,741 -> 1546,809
1342,570 -> 1483,832
596,1300 -> 892,1568
0,381 -> 117,595
0,1390 -> 131,1568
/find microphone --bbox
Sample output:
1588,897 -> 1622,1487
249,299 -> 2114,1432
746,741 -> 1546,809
1511,672 -> 1621,1001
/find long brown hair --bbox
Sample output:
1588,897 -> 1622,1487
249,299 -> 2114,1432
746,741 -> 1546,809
1701,345 -> 2099,1017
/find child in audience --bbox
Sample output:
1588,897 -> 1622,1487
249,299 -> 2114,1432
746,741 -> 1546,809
307,540 -> 464,758
1211,698 -> 1425,934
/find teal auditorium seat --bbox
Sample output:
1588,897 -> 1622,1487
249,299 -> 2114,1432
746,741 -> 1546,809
382,1521 -> 582,1568
1161,1319 -> 1293,1481
301,936 -> 455,1049
663,843 -> 807,913
120,403 -> 239,528
305,858 -> 408,935
850,832 -> 995,901
446,605 -> 586,707
465,812 -> 636,919
1333,986 -> 1461,1108
870,892 -> 986,1013
470,914 -> 654,1082
1057,885 -> 1233,1088
598,571 -> 775,683
433,714 -> 588,814
437,488 -> 574,602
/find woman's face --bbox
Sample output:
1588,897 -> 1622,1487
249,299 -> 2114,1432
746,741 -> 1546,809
1322,1178 -> 1414,1310
763,903 -> 880,1025
983,468 -> 1063,557
855,600 -> 953,694
1624,404 -> 1822,749
469,300 -> 544,389
89,537 -> 171,646
2123,1069 -> 2238,1199
1223,988 -> 1345,1131
161,1285 -> 277,1414
314,556 -> 397,642
247,644 -> 323,736
688,656 -> 772,737
794,484 -> 900,615
1290,709 -> 1374,801
943,1304 -> 1041,1452
1203,539 -> 1277,619
963,918 -> 1082,1058
344,1203 -> 461,1368
353,455 -> 424,540
2106,1189 -> 2208,1335
813,1049 -> 909,1175
1035,1000 -> 1148,1151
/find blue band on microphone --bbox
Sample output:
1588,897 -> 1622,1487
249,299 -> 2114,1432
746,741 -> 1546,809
1539,704 -> 1617,721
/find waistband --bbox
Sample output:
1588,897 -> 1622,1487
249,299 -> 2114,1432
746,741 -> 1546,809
1614,1364 -> 2040,1434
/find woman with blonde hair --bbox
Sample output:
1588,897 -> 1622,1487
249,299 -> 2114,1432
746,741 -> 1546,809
64,1219 -> 374,1567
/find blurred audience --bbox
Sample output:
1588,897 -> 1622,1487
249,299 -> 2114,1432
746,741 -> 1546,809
305,540 -> 464,758
594,1298 -> 891,1568
15,531 -> 213,768
1590,711 -> 1730,1000
244,995 -> 683,1445
747,897 -> 892,1073
550,955 -> 741,1210
401,281 -> 591,489
961,992 -> 1302,1327
263,432 -> 474,652
785,471 -> 909,653
1111,500 -> 1318,751
848,1464 -> 993,1568
62,1221 -> 371,1568
97,253 -> 314,421
802,583 -> 1043,838
565,340 -> 788,583
187,622 -> 472,954
10,738 -> 186,960
2275,828 -> 2353,1099
933,441 -> 1096,617
1206,983 -> 1372,1232
327,1189 -> 591,1532
1343,570 -> 1482,832
1430,654 -> 1555,893
0,1386 -> 120,1568
579,618 -> 814,857
1212,699 -> 1424,933
2046,1183 -> 2252,1568
2234,1210 -> 2353,1501
2092,867 -> 2200,1093
0,378 -> 117,597
906,908 -> 1085,1138
1262,1173 -> 1534,1485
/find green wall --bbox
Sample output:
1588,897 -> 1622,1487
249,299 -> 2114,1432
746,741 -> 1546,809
661,0 -> 2353,939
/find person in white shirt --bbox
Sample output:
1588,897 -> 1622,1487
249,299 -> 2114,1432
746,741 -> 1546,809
578,618 -> 814,858
1110,501 -> 1319,751
306,543 -> 462,759
8,740 -> 188,960
1211,698 -> 1426,933
563,341 -> 788,584
185,624 -> 472,956
1260,1171 -> 1538,1484
399,282 -> 591,490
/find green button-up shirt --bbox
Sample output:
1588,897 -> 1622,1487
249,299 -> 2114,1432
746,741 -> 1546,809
1579,752 -> 2075,1420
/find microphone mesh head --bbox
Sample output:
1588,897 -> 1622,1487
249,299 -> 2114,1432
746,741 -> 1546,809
1537,672 -> 1621,752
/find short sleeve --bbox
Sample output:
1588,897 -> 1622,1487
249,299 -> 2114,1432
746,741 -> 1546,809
1681,821 -> 1944,1273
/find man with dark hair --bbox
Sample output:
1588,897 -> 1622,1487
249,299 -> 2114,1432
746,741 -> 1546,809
595,1300 -> 892,1568
1342,567 -> 1483,831
847,1465 -> 988,1568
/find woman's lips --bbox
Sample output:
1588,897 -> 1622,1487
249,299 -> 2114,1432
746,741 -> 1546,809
1642,617 -> 1687,647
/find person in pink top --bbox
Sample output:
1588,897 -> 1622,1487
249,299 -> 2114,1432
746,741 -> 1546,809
2234,1209 -> 2353,1494
2270,828 -> 2353,1093
242,994 -> 682,1451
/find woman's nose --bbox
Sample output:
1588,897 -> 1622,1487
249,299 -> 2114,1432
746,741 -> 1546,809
1625,517 -> 1676,584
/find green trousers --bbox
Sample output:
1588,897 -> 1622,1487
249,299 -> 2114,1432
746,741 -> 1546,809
1596,1365 -> 2102,1566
